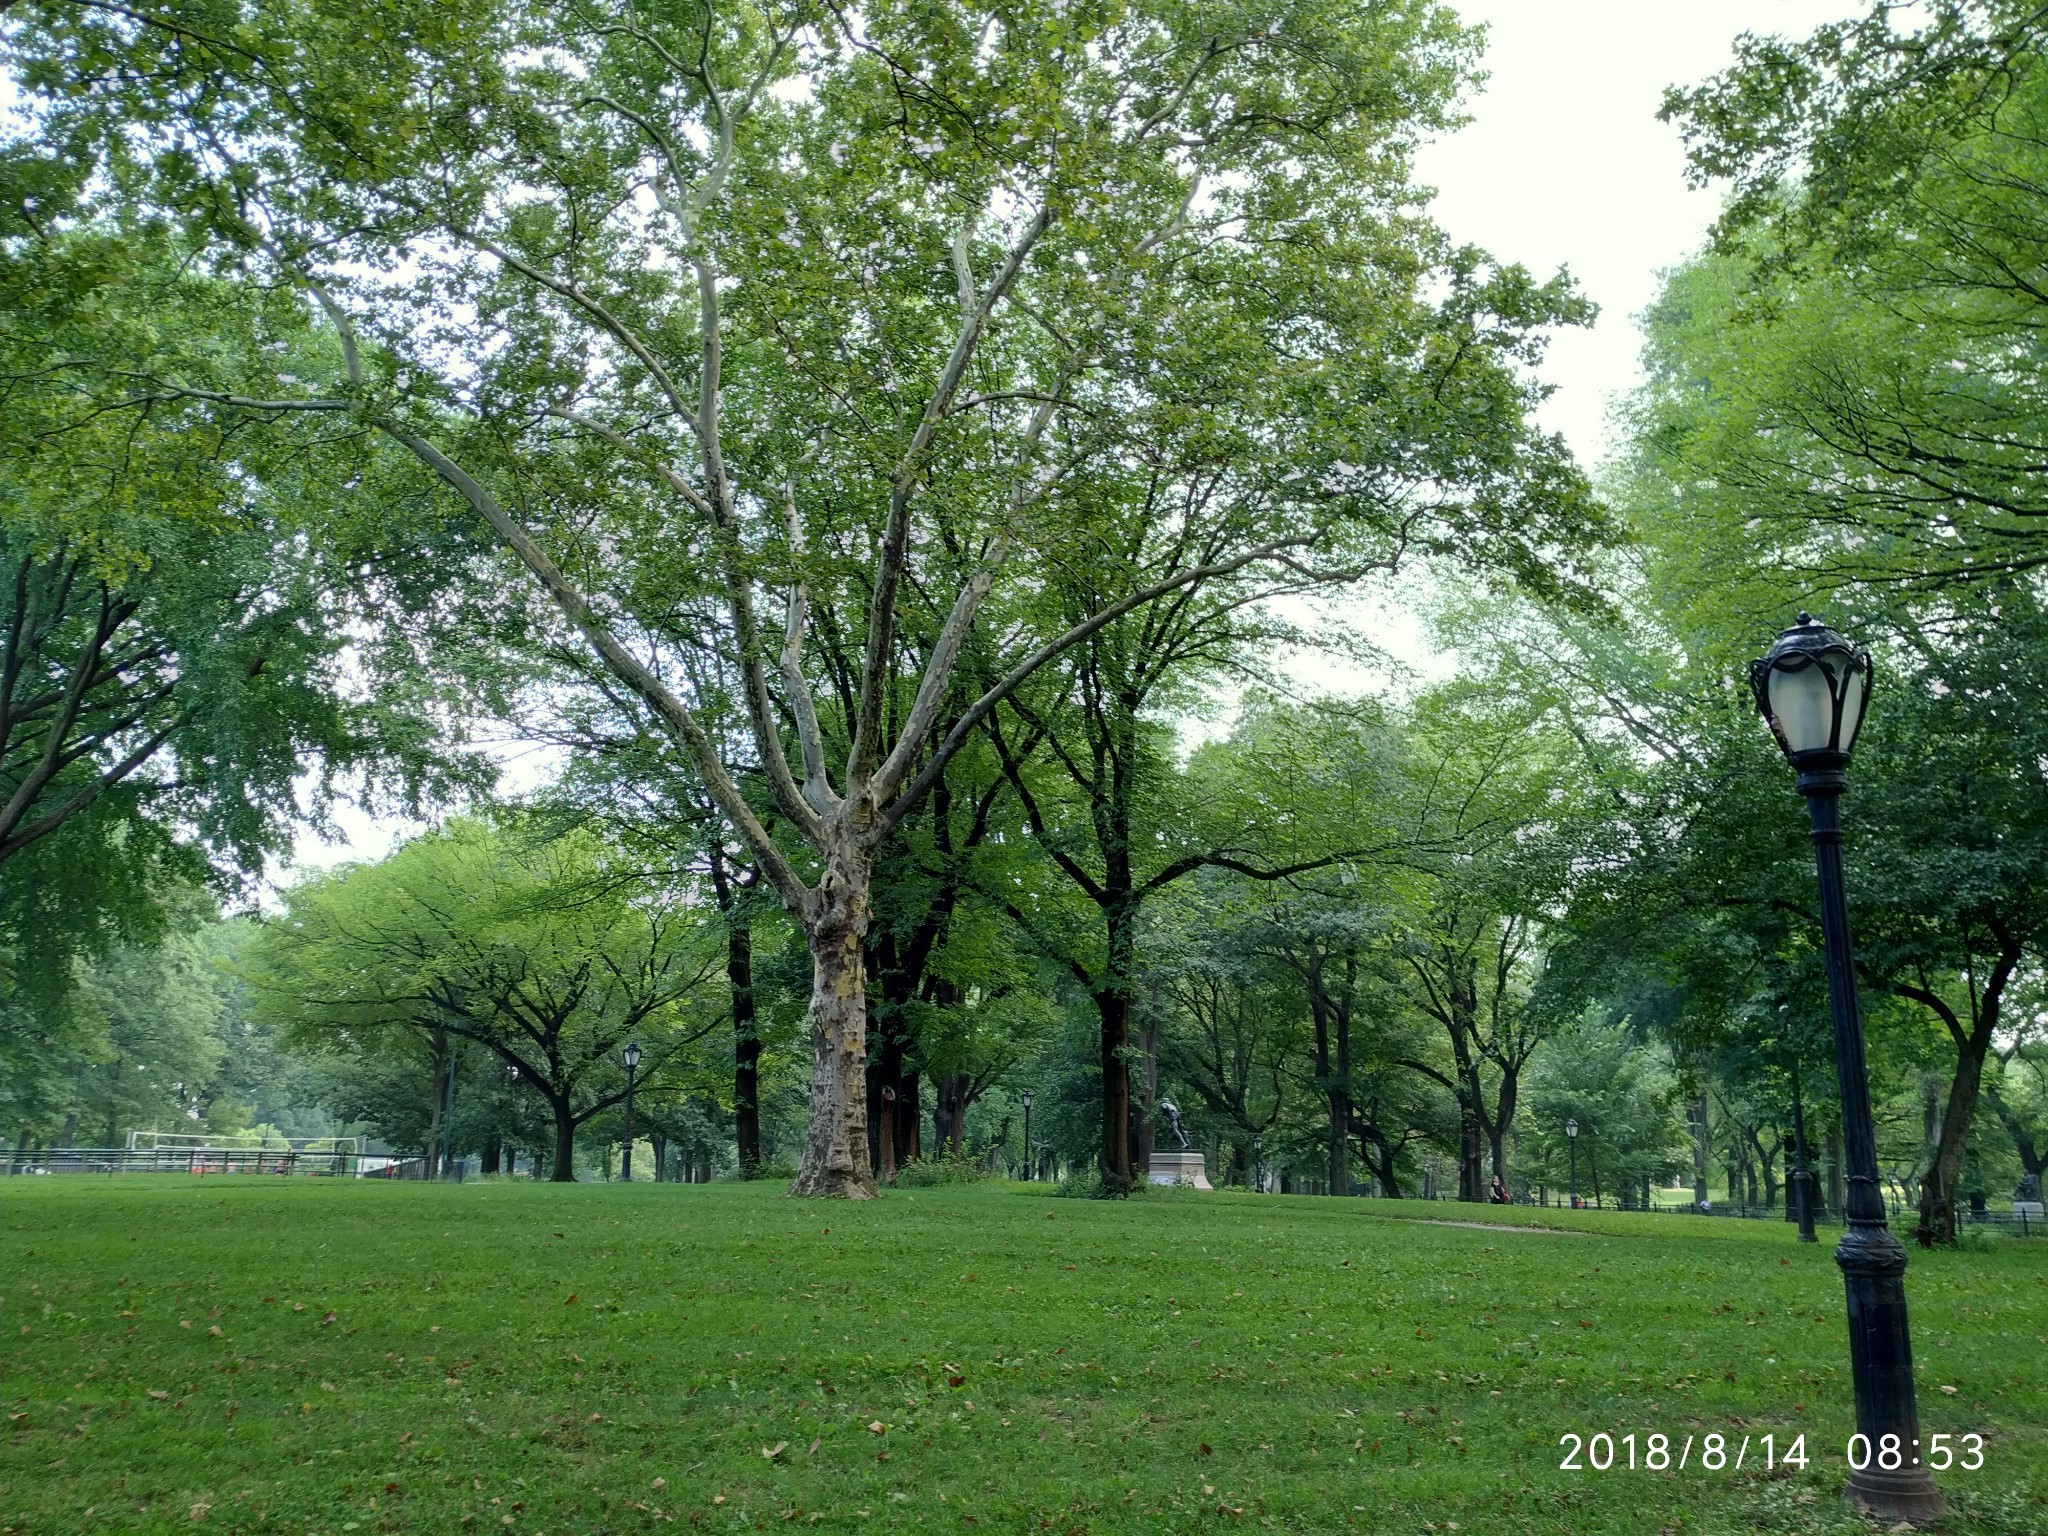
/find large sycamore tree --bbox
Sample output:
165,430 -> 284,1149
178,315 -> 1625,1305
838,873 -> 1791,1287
10,0 -> 1605,1194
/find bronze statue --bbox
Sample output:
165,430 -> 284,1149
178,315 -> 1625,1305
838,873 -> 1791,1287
1157,1098 -> 1190,1150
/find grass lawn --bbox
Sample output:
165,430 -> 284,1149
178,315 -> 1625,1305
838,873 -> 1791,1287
3,1179 -> 2043,1535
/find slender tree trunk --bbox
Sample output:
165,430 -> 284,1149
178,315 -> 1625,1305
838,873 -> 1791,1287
877,1088 -> 897,1181
1688,1091 -> 1710,1207
1917,1022 -> 1995,1246
1984,1083 -> 2044,1181
866,992 -> 908,1172
1095,983 -> 1133,1192
729,920 -> 763,1179
1136,1014 -> 1159,1172
900,1072 -> 921,1167
1488,1066 -> 1518,1188
1326,1082 -> 1351,1196
1907,946 -> 2022,1245
1827,1122 -> 1845,1217
1312,989 -> 1347,1196
649,1131 -> 666,1182
1356,1111 -> 1403,1198
790,851 -> 877,1199
425,1030 -> 453,1179
934,1074 -> 969,1155
1435,954 -> 1486,1201
550,1101 -> 577,1182
1460,1112 -> 1484,1201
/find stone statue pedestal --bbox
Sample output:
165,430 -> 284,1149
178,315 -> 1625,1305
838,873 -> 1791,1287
1147,1151 -> 1213,1190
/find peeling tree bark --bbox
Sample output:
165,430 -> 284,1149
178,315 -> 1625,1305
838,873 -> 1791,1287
789,848 -> 876,1198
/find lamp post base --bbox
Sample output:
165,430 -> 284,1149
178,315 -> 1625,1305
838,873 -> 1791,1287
1846,1464 -> 1943,1525
1835,1223 -> 1942,1524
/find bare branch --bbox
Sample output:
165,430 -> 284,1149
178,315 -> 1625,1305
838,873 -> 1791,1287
876,533 -> 1319,839
375,418 -> 812,907
778,472 -> 836,812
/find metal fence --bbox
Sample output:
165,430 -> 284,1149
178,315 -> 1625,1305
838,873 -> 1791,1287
8,1146 -> 359,1177
1641,1202 -> 2044,1236
1253,1180 -> 2048,1237
360,1157 -> 438,1180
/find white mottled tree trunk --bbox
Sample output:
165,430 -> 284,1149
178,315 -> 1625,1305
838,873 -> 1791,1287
789,847 -> 877,1198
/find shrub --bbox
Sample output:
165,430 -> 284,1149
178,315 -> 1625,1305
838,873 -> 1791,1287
893,1149 -> 988,1187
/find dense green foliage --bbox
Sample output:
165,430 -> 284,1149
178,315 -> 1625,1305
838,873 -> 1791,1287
246,818 -> 730,1180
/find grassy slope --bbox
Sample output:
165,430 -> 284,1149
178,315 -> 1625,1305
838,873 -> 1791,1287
2,1179 -> 2041,1536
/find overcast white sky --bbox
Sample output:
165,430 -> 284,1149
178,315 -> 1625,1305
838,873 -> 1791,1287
1415,0 -> 1848,466
288,1 -> 1854,877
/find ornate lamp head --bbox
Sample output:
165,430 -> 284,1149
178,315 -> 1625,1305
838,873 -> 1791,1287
1750,613 -> 1873,769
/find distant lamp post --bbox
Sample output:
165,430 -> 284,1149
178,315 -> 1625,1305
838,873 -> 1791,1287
1020,1090 -> 1035,1181
1565,1118 -> 1579,1208
1791,1062 -> 1818,1244
1752,613 -> 1939,1522
1253,1132 -> 1265,1193
1781,1003 -> 1818,1244
620,1042 -> 643,1183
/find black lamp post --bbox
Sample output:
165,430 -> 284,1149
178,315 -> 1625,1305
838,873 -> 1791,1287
1791,1061 -> 1818,1244
1565,1118 -> 1578,1208
1779,1004 -> 1818,1243
1020,1090 -> 1034,1181
620,1042 -> 642,1183
1752,614 -> 1939,1522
